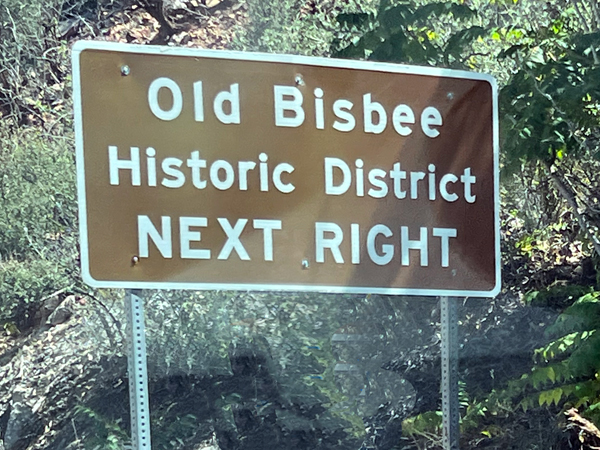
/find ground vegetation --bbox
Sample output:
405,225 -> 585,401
1,1 -> 600,450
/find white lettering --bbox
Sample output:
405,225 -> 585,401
193,81 -> 204,122
161,157 -> 185,188
440,173 -> 458,202
210,160 -> 235,190
109,146 -> 140,186
351,223 -> 360,264
148,77 -> 183,121
253,219 -> 282,261
433,228 -> 457,267
138,215 -> 172,258
180,217 -> 210,259
315,222 -> 344,263
272,163 -> 295,193
421,106 -> 442,138
392,104 -> 415,136
274,85 -> 305,127
401,226 -> 428,266
324,157 -> 351,195
314,88 -> 325,129
187,151 -> 207,189
238,161 -> 256,191
368,168 -> 388,198
367,224 -> 394,265
363,93 -> 387,134
213,83 -> 241,124
218,218 -> 250,260
461,168 -> 477,203
332,99 -> 355,132
390,162 -> 407,199
410,171 -> 426,200
146,147 -> 157,187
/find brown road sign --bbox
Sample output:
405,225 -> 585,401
73,41 -> 500,297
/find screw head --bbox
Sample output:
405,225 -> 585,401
301,259 -> 310,269
121,65 -> 131,76
446,92 -> 454,100
295,74 -> 305,86
132,255 -> 140,265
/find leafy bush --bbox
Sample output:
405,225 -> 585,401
232,0 -> 375,55
0,127 -> 77,260
73,405 -> 130,450
524,291 -> 600,425
332,0 -> 483,65
460,290 -> 600,435
0,0 -> 75,129
0,258 -> 72,330
0,126 -> 78,329
524,285 -> 593,309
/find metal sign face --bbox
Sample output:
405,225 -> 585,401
73,41 -> 500,297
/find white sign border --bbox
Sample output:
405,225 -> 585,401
72,40 -> 501,298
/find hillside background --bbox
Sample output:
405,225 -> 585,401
2,0 -> 600,449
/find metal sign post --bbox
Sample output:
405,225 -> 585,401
125,289 -> 152,450
441,296 -> 460,450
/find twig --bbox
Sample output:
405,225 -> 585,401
39,286 -> 73,303
4,7 -> 21,47
71,417 -> 79,443
73,286 -> 125,343
461,51 -> 492,64
182,4 -> 209,19
23,226 -> 45,259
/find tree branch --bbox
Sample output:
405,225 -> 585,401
545,162 -> 600,259
589,0 -> 600,31
573,0 -> 600,64
73,285 -> 125,344
524,66 -> 587,153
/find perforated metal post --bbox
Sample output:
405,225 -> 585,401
441,296 -> 460,450
126,289 -> 152,449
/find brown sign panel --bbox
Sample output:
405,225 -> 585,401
73,41 -> 500,297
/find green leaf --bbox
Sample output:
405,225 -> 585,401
528,47 -> 545,65
538,390 -> 550,406
547,366 -> 556,383
551,388 -> 563,405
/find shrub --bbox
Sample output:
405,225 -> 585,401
0,258 -> 72,330
0,0 -> 75,128
0,127 -> 77,261
0,126 -> 78,329
232,0 -> 376,56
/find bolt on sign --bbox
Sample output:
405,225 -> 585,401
73,41 -> 500,297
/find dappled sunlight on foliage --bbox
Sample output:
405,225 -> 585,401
2,0 -> 600,449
